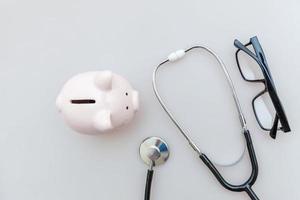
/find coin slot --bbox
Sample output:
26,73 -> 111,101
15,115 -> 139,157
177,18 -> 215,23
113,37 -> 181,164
71,99 -> 96,104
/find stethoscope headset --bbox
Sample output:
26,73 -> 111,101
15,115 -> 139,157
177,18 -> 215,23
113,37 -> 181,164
140,46 -> 260,200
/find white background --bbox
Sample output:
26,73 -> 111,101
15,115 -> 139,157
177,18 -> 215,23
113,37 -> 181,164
0,0 -> 299,199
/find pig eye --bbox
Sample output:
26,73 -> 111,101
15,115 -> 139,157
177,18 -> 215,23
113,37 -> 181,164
126,106 -> 129,110
125,92 -> 128,96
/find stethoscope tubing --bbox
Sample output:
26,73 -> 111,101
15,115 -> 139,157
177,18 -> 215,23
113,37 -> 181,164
144,169 -> 154,200
152,45 -> 260,200
200,129 -> 259,200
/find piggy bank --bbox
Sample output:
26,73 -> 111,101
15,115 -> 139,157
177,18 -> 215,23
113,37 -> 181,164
56,71 -> 139,134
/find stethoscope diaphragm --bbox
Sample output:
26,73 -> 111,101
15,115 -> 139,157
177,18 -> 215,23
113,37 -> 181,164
139,136 -> 169,168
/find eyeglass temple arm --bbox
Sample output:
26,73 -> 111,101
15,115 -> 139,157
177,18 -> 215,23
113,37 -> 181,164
269,114 -> 279,139
249,37 -> 269,69
234,40 -> 259,61
235,38 -> 271,80
199,129 -> 259,200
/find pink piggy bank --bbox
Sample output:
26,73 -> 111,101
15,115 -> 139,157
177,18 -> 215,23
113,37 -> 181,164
56,71 -> 139,134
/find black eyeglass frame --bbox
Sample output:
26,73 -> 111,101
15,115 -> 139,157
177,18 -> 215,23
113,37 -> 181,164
234,36 -> 291,139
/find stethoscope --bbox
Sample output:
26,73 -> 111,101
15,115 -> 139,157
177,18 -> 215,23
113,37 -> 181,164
149,46 -> 260,200
139,136 -> 170,200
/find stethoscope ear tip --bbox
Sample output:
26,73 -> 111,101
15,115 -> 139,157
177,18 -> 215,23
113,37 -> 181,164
139,136 -> 170,168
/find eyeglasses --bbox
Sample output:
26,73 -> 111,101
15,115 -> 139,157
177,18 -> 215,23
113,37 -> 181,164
234,36 -> 291,139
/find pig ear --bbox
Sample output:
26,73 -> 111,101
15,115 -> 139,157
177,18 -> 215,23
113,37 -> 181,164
132,90 -> 139,111
93,110 -> 113,132
94,71 -> 113,90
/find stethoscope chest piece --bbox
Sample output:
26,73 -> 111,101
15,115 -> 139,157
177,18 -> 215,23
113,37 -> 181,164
140,136 -> 169,200
139,137 -> 169,167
